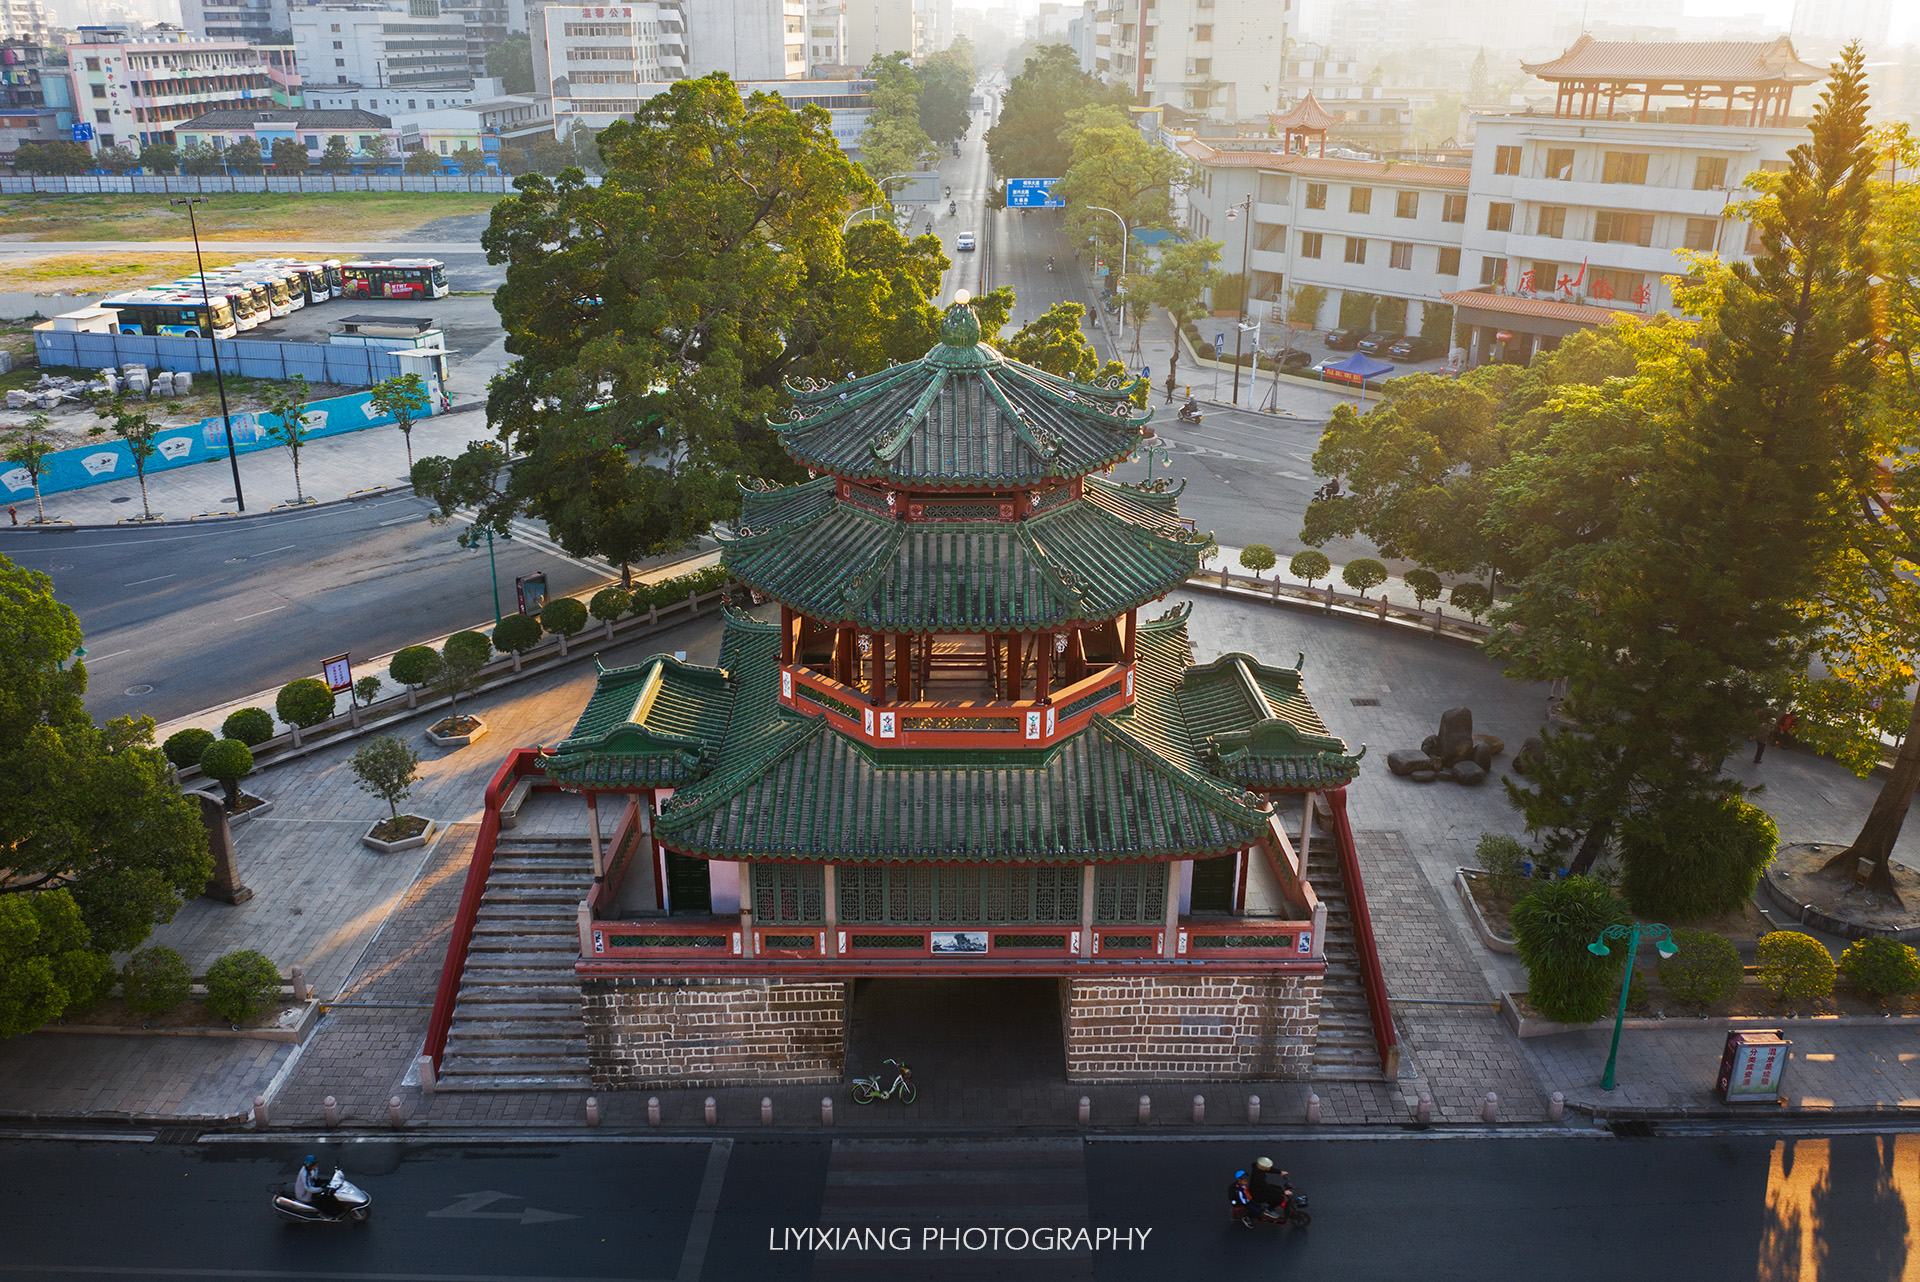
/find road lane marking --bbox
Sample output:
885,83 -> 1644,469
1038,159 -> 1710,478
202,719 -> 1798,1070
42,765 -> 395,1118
82,649 -> 130,663
428,1190 -> 578,1224
255,544 -> 297,556
234,605 -> 288,620
379,515 -> 419,526
675,1138 -> 732,1282
123,573 -> 177,586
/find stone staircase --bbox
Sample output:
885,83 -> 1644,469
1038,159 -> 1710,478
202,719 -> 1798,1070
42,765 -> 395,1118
438,835 -> 596,1091
1306,842 -> 1393,1080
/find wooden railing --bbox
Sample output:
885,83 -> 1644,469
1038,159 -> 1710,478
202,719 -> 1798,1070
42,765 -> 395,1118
1326,785 -> 1401,1076
585,797 -> 644,919
781,663 -> 1133,750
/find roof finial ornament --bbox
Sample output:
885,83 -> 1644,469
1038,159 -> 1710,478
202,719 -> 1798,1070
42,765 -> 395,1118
940,292 -> 981,348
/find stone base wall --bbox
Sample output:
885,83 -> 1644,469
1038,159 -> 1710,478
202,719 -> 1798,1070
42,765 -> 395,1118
1062,971 -> 1323,1082
583,976 -> 847,1088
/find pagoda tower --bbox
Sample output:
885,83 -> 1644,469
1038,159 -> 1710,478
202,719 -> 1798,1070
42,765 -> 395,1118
537,296 -> 1367,1089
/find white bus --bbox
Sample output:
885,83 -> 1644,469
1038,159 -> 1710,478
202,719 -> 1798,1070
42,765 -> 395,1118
103,292 -> 239,340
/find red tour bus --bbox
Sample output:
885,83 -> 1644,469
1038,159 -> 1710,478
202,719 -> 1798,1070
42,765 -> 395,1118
339,259 -> 449,300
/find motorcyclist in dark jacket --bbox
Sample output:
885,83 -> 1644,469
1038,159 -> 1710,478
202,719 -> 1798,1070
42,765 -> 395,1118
1250,1156 -> 1288,1212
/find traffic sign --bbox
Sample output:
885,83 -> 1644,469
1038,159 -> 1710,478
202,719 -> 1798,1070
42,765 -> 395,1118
1214,333 -> 1225,353
71,122 -> 93,142
1139,366 -> 1151,379
895,171 -> 943,204
1006,178 -> 1065,209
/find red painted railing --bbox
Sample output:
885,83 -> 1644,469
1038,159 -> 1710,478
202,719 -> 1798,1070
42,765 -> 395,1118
781,663 -> 1133,750
585,796 -> 643,919
1325,786 -> 1400,1076
423,747 -> 546,1072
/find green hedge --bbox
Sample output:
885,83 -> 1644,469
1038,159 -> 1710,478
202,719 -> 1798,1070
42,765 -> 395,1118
204,949 -> 281,1023
626,565 -> 731,613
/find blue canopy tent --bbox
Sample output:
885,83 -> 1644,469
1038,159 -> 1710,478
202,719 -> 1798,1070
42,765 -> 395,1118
1320,351 -> 1394,402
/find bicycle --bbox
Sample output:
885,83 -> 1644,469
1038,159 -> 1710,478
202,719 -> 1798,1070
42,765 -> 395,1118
850,1058 -> 916,1105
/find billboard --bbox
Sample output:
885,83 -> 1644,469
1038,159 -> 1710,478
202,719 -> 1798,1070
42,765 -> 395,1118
1006,178 -> 1065,209
894,171 -> 944,204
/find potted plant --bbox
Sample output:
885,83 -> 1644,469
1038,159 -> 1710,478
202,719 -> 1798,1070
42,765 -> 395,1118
353,734 -> 434,852
426,630 -> 492,747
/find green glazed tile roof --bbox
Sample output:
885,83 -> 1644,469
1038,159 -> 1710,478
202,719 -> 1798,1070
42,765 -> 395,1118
1174,652 -> 1363,791
543,652 -> 740,787
720,476 -> 1206,632
775,302 -> 1151,487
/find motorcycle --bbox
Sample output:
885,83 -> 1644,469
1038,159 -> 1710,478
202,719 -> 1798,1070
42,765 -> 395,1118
949,200 -> 957,215
1229,1171 -> 1310,1230
1177,402 -> 1203,424
1313,478 -> 1342,502
1047,257 -> 1054,272
272,1168 -> 372,1224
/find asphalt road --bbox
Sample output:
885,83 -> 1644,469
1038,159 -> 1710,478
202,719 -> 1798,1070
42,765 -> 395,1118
0,495 -> 607,726
1,1129 -> 1913,1280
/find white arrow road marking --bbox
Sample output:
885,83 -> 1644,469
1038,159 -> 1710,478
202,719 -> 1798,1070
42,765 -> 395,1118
427,1191 -> 579,1224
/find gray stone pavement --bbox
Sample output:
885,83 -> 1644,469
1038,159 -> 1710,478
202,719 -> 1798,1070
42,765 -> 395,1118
0,1033 -> 293,1123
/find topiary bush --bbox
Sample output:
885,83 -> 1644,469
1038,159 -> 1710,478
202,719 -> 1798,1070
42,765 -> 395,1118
541,596 -> 588,638
221,706 -> 275,746
203,948 -> 281,1023
1404,568 -> 1443,608
1758,931 -> 1836,1006
444,630 -> 491,669
1450,583 -> 1492,621
1342,557 -> 1388,593
1619,794 -> 1777,920
1509,875 -> 1631,1023
1238,544 -> 1277,578
589,587 -> 630,626
1656,928 -> 1743,1010
1839,936 -> 1920,999
275,677 -> 336,728
162,727 -> 216,771
492,612 -> 543,654
199,738 -> 255,810
1289,549 -> 1331,586
1475,832 -> 1531,899
389,644 -> 441,690
121,945 -> 191,1018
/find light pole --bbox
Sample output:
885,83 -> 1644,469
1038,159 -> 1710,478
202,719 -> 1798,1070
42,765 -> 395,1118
1588,922 -> 1677,1090
1086,205 -> 1129,294
1132,436 -> 1172,488
1225,194 -> 1253,405
172,197 -> 244,512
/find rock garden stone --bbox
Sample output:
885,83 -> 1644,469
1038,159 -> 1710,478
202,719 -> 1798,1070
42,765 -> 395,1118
1513,736 -> 1544,774
1421,734 -> 1441,757
1409,768 -> 1438,783
1472,741 -> 1494,771
1451,760 -> 1488,786
1438,706 -> 1475,764
1474,732 -> 1506,756
1388,749 -> 1434,777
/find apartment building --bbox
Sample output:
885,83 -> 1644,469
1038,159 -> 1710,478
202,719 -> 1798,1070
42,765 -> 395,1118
554,72 -> 872,151
179,0 -> 290,45
684,0 -> 805,81
533,2 -> 683,110
1100,0 -> 1291,122
0,0 -> 48,44
841,0 -> 916,67
0,38 -> 66,160
1178,36 -> 1826,369
806,0 -> 847,74
292,3 -> 473,100
439,0 -> 517,78
67,24 -> 280,153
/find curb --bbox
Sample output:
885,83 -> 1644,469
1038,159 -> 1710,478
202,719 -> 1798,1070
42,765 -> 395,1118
1179,575 -> 1493,650
1,481 -> 416,533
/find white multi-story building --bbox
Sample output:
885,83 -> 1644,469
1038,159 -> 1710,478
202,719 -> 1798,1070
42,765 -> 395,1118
1100,0 -> 1290,122
1178,36 -> 1828,369
841,0 -> 917,67
293,3 -> 473,100
179,0 -> 289,45
1791,0 -> 1893,50
67,23 -> 281,153
533,2 -> 682,107
806,0 -> 847,73
0,0 -> 48,44
551,72 -> 873,152
684,0 -> 805,81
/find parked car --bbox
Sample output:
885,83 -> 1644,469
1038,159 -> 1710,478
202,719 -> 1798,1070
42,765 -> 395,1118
955,231 -> 977,252
1323,326 -> 1366,350
1357,330 -> 1403,354
1386,334 -> 1444,362
1272,349 -> 1314,371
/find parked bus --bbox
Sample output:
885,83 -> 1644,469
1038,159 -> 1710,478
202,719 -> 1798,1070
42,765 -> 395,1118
103,292 -> 238,340
271,261 -> 334,304
228,260 -> 315,310
162,281 -> 265,330
180,274 -> 284,319
339,259 -> 448,300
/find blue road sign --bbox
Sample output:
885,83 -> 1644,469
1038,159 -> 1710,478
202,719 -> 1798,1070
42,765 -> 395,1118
71,122 -> 94,142
1214,333 -> 1225,353
1005,178 -> 1065,209
1139,366 -> 1151,380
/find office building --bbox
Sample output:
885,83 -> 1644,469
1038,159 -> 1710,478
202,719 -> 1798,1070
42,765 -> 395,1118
68,23 -> 280,153
1099,0 -> 1290,121
179,0 -> 290,45
292,2 -> 473,102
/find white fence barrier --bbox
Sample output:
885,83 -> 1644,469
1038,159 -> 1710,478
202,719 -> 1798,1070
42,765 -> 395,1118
34,328 -> 412,386
0,174 -> 603,195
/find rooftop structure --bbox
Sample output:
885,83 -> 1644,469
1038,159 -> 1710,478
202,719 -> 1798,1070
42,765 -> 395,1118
1521,34 -> 1825,127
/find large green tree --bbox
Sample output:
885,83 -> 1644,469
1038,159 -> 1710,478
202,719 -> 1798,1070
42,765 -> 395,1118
860,52 -> 938,184
984,44 -> 1126,182
1055,105 -> 1184,270
486,32 -> 535,95
918,40 -> 975,145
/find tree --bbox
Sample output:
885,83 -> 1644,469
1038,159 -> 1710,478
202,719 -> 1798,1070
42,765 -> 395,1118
2,413 -> 56,523
860,52 -> 938,184
178,142 -> 222,176
225,138 -> 264,175
1338,291 -> 1377,329
1238,545 -> 1276,578
502,132 -> 574,177
917,41 -> 975,145
389,645 -> 441,697
162,727 -> 215,770
1342,557 -> 1387,593
492,612 -> 542,654
350,734 -> 420,821
1509,876 -> 1630,1023
1056,105 -> 1184,270
452,145 -> 487,176
999,301 -> 1103,379
404,148 -> 444,176
0,889 -> 111,1038
275,677 -> 335,728
541,596 -> 588,642
259,374 -> 315,505
15,141 -> 91,175
139,143 -> 178,175
270,137 -> 309,175
94,143 -> 139,175
1148,238 -> 1224,337
1467,49 -> 1491,104
220,707 -> 274,746
89,396 -> 167,521
1404,567 -> 1442,608
1287,284 -> 1327,329
203,949 -> 280,1023
318,136 -> 353,174
1288,549 -> 1330,587
985,44 -> 1126,182
370,373 -> 432,469
198,738 -> 254,811
434,631 -> 490,721
486,32 -> 535,94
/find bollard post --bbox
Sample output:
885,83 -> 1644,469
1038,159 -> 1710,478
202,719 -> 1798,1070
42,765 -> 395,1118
586,1097 -> 601,1127
1416,1092 -> 1432,1124
389,1096 -> 404,1128
1549,1091 -> 1565,1123
1078,1096 -> 1090,1126
1306,1093 -> 1321,1125
253,1094 -> 269,1129
704,1096 -> 717,1126
761,1097 -> 773,1127
647,1096 -> 661,1127
323,1096 -> 339,1129
1137,1094 -> 1151,1125
1247,1094 -> 1260,1125
822,1097 -> 834,1127
290,965 -> 310,1001
1482,1092 -> 1499,1123
415,1054 -> 435,1095
1192,1094 -> 1205,1124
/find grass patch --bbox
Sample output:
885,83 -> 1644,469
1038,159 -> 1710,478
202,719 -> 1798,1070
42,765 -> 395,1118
0,253 -> 207,295
0,191 -> 501,242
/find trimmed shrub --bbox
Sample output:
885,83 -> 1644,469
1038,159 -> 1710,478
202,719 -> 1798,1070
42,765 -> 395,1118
1619,794 -> 1777,920
1238,544 -> 1277,577
121,945 -> 191,1017
220,706 -> 275,746
203,948 -> 281,1023
492,612 -> 543,654
1342,557 -> 1388,593
1839,936 -> 1920,999
162,727 -> 216,771
275,677 -> 336,728
350,734 -> 420,820
1758,931 -> 1836,1006
1404,568 -> 1443,607
353,675 -> 383,708
389,644 -> 441,688
1476,832 -> 1531,899
541,596 -> 589,638
1450,582 -> 1492,621
444,630 -> 492,669
199,738 -> 255,810
1510,875 -> 1630,1023
589,587 -> 630,625
1656,928 -> 1743,1010
1289,549 -> 1331,586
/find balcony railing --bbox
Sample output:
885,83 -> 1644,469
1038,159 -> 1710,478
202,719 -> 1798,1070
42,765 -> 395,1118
780,662 -> 1133,750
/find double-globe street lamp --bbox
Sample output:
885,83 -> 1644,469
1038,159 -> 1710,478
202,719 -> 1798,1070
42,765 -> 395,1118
171,197 -> 245,511
1588,921 -> 1678,1091
1225,194 -> 1256,407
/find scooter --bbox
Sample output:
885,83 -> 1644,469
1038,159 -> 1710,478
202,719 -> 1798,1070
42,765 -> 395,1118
273,1169 -> 372,1224
1047,257 -> 1054,272
1229,1171 -> 1310,1229
949,200 -> 957,215
1177,401 -> 1203,425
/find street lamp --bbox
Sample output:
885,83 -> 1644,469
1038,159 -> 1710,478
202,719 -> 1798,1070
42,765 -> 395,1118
171,197 -> 244,512
1086,205 -> 1129,298
1132,436 -> 1172,488
1588,922 -> 1678,1091
1225,194 -> 1253,406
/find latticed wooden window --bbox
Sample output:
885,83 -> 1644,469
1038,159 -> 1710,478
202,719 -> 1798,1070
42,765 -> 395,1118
834,866 -> 1082,924
751,864 -> 824,924
1094,864 -> 1168,924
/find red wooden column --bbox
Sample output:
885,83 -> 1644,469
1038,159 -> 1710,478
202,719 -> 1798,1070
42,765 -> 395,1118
1004,634 -> 1020,700
868,633 -> 885,702
894,634 -> 913,701
1035,632 -> 1052,702
780,606 -> 795,665
836,626 -> 854,685
1122,608 -> 1137,666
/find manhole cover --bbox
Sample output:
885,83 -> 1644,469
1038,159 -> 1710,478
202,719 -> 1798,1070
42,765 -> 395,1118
124,684 -> 153,696
1350,697 -> 1380,707
110,496 -> 132,504
47,563 -> 72,571
222,497 -> 237,503
224,556 -> 247,563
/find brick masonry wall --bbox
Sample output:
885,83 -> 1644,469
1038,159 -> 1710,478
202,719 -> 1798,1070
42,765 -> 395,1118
1062,971 -> 1324,1082
583,976 -> 847,1089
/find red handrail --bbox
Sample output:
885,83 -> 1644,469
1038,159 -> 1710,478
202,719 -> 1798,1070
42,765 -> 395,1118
1325,786 -> 1400,1076
423,747 -> 544,1071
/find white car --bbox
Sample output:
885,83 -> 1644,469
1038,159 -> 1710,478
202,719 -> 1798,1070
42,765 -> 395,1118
956,232 -> 977,252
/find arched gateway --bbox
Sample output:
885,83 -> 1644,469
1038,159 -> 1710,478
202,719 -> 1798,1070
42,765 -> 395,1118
436,297 -> 1377,1090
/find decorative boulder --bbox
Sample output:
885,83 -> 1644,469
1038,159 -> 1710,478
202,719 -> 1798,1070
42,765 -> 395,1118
1421,734 -> 1441,757
1409,768 -> 1438,783
1513,736 -> 1545,775
173,371 -> 192,395
1388,749 -> 1434,777
1451,760 -> 1488,786
1474,733 -> 1506,757
1472,741 -> 1494,771
1438,706 -> 1475,765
